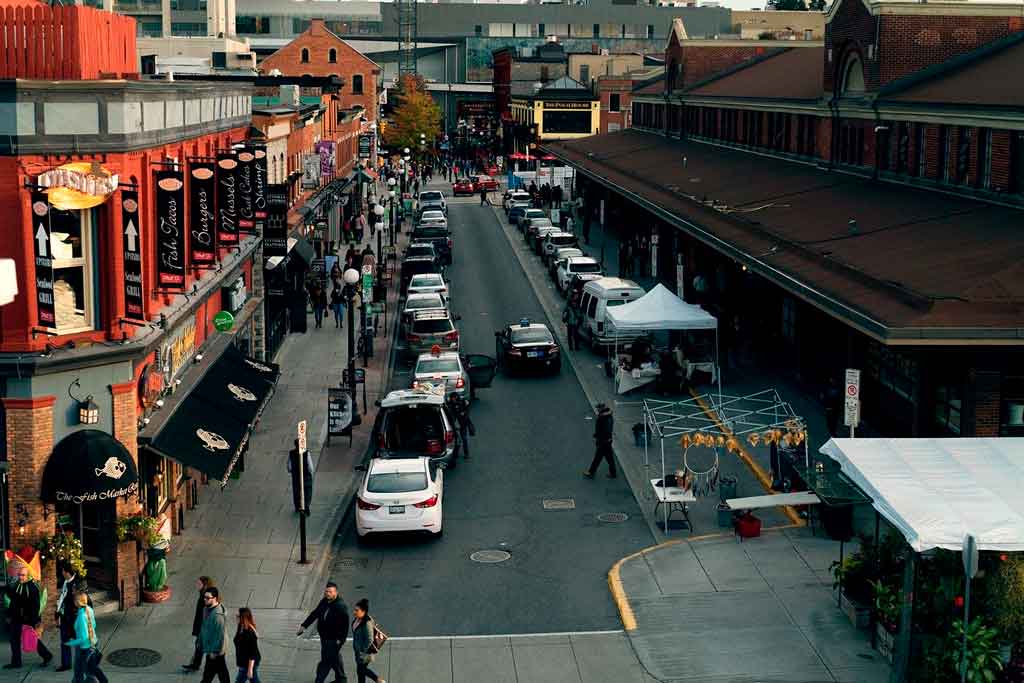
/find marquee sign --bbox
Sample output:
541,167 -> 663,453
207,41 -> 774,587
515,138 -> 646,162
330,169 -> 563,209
31,191 -> 55,327
189,162 -> 217,264
542,101 -> 593,110
155,169 -> 186,288
38,162 -> 119,211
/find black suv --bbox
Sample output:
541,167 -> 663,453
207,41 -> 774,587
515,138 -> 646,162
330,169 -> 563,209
371,390 -> 459,469
410,224 -> 453,265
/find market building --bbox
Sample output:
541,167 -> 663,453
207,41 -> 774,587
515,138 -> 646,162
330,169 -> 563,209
546,0 -> 1024,442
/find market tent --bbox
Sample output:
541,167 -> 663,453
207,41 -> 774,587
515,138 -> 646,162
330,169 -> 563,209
819,437 -> 1024,552
605,283 -> 717,332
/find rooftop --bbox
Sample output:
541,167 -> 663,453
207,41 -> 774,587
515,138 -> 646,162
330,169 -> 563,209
684,47 -> 825,100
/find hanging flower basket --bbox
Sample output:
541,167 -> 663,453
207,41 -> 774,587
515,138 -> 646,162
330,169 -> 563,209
35,531 -> 87,577
115,514 -> 161,547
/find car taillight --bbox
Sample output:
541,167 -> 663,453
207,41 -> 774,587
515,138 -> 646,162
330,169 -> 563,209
455,377 -> 465,388
447,238 -> 453,248
357,498 -> 381,511
426,439 -> 442,454
408,334 -> 421,343
413,495 -> 438,508
444,331 -> 459,343
445,430 -> 455,445
509,348 -> 522,356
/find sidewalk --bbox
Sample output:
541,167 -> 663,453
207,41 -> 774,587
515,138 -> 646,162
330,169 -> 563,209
612,527 -> 890,683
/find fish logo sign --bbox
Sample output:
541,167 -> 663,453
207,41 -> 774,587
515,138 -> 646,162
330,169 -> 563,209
228,383 -> 257,402
243,358 -> 272,373
95,457 -> 127,479
197,429 -> 229,452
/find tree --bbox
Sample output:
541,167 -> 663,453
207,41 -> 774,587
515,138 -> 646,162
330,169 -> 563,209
382,74 -> 442,152
809,0 -> 827,10
767,0 -> 808,9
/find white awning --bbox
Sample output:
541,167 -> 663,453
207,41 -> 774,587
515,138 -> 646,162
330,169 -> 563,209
820,438 -> 1024,552
606,283 -> 717,333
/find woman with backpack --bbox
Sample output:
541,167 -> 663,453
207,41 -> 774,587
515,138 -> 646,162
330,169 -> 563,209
65,592 -> 107,683
351,599 -> 384,683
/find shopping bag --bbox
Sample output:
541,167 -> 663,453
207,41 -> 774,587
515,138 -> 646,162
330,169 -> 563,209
21,625 -> 38,653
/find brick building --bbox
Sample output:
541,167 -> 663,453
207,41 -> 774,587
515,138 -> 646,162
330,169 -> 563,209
547,0 -> 1024,442
595,67 -> 663,134
0,4 -> 280,605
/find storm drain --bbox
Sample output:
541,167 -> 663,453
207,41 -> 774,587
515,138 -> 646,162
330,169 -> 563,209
107,648 -> 162,668
542,498 -> 576,510
470,550 -> 512,564
597,512 -> 629,523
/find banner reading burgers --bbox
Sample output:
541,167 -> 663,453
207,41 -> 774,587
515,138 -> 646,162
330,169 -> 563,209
189,162 -> 216,263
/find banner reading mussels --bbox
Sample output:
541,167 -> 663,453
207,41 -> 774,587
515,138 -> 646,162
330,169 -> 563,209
237,146 -> 255,233
217,151 -> 239,245
189,162 -> 217,263
253,145 -> 268,227
121,190 -> 144,316
155,169 -> 186,288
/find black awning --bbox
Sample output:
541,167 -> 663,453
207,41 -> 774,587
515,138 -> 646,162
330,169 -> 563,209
288,231 -> 316,267
145,346 -> 279,484
42,429 -> 140,504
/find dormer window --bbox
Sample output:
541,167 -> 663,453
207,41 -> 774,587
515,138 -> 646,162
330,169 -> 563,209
301,47 -> 310,63
840,53 -> 865,96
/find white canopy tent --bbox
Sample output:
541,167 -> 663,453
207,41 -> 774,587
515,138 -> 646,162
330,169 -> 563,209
820,438 -> 1024,552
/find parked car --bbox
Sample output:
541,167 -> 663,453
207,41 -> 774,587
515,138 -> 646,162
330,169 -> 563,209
541,232 -> 579,264
407,273 -> 449,299
494,319 -> 561,374
406,309 -> 460,357
452,177 -> 475,196
517,208 -> 548,232
549,247 -> 584,278
556,256 -> 602,292
418,200 -> 446,219
355,456 -> 444,539
404,241 -> 439,263
410,224 -> 453,265
417,209 -> 447,227
505,191 -> 532,215
531,226 -> 561,253
524,218 -> 554,246
371,388 -> 459,468
401,292 -> 448,339
412,350 -> 496,401
417,190 -> 447,214
471,175 -> 498,192
565,272 -> 604,303
400,256 -> 443,293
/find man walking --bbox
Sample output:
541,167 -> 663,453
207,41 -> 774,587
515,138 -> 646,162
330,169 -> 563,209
3,563 -> 52,669
199,587 -> 229,683
56,564 -> 88,672
562,297 -> 581,351
447,393 -> 475,458
298,582 -> 350,683
288,439 -> 315,516
583,403 -> 617,479
479,185 -> 490,206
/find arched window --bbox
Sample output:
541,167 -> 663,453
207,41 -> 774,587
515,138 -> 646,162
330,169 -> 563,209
300,47 -> 310,63
840,54 -> 865,96
328,48 -> 337,63
352,74 -> 364,94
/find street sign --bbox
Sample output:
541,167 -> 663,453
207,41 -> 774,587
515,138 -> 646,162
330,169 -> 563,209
844,397 -> 860,427
845,368 -> 861,400
296,419 -> 307,453
962,534 -> 979,579
213,310 -> 235,332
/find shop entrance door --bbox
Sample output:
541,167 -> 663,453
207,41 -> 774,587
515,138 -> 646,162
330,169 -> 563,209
56,500 -> 116,588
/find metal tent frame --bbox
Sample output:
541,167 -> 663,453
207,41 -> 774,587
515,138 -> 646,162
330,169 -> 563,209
642,388 -> 808,533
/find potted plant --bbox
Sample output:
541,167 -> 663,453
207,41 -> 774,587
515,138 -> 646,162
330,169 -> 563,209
115,514 -> 160,546
35,531 -> 87,577
870,579 -> 901,662
831,550 -> 872,629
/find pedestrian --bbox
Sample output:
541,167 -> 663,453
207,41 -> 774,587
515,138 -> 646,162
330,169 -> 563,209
355,212 -> 367,242
447,393 -> 475,458
345,243 -> 358,269
233,608 -> 261,683
330,287 -> 345,328
199,587 -> 229,683
296,582 -> 349,683
311,285 -> 327,329
55,564 -> 88,672
562,298 -> 580,351
342,216 -> 352,243
65,592 -> 107,683
361,245 -> 376,272
479,185 -> 490,206
330,261 -> 343,284
583,403 -> 617,479
3,562 -> 53,670
351,599 -> 385,683
287,439 -> 315,516
554,184 -> 563,207
183,576 -> 215,672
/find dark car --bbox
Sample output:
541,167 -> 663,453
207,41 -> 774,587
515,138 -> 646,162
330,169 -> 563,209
400,256 -> 443,292
452,178 -> 475,196
372,390 -> 459,469
411,224 -> 453,265
405,242 -> 439,263
494,319 -> 561,374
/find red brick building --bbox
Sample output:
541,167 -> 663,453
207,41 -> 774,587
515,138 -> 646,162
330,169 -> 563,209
548,0 -> 1024,442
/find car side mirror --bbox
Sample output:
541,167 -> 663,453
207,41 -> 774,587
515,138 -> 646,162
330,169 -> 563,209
454,314 -> 462,321
354,464 -> 368,472
374,399 -> 382,407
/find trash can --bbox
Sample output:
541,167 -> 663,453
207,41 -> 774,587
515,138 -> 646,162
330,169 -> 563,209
719,476 -> 738,504
717,502 -> 734,528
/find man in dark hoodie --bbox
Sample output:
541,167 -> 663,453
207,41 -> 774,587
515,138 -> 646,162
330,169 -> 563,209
199,587 -> 229,683
297,582 -> 349,683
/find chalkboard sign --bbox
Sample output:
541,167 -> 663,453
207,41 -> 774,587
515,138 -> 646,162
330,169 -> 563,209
328,388 -> 353,435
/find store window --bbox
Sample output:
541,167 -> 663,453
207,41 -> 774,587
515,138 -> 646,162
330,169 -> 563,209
48,208 -> 97,333
915,124 -> 926,177
866,343 -> 917,401
933,384 -> 962,435
579,64 -> 590,84
592,24 -> 600,38
780,297 -> 796,344
978,128 -> 992,190
609,93 -> 620,112
956,127 -> 971,185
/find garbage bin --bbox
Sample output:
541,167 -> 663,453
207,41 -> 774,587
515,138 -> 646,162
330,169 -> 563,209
719,476 -> 738,504
717,503 -> 734,528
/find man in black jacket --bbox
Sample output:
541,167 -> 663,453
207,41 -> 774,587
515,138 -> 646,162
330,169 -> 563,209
55,564 -> 88,672
583,403 -> 617,479
4,564 -> 52,669
297,582 -> 349,683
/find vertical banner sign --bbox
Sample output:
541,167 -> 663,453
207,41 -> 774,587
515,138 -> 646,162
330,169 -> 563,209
263,183 -> 288,258
236,146 -> 256,233
253,145 -> 268,227
189,162 -> 217,264
121,190 -> 144,317
31,191 -> 56,327
216,151 -> 239,245
155,169 -> 186,289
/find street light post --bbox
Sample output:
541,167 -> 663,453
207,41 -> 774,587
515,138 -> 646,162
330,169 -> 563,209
373,203 -> 385,280
388,179 -> 397,247
343,268 -> 360,416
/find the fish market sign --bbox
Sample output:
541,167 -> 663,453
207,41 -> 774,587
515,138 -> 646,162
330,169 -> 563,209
55,481 -> 139,505
160,317 -> 197,382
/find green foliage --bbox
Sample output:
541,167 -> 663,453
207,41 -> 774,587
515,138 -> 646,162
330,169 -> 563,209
870,579 -> 902,633
809,0 -> 827,10
35,532 -> 86,577
830,533 -> 907,606
115,514 -> 161,547
767,0 -> 808,9
383,74 -> 442,152
987,555 -> 1024,646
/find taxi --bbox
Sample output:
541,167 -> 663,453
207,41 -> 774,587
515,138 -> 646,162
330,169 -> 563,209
411,350 -> 471,401
494,319 -> 561,374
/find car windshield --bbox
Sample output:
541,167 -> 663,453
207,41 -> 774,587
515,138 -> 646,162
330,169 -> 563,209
407,295 -> 444,310
416,358 -> 461,373
380,405 -> 444,451
420,192 -> 442,202
413,318 -> 452,333
550,235 -> 576,245
526,210 -> 545,217
415,227 -> 448,237
420,211 -> 445,221
607,299 -> 628,307
511,327 -> 553,344
572,261 -> 602,273
407,245 -> 434,258
512,194 -> 530,201
410,275 -> 443,287
367,471 -> 428,493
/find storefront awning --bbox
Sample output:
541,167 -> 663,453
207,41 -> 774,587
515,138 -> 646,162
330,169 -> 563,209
142,345 -> 280,484
41,429 -> 140,504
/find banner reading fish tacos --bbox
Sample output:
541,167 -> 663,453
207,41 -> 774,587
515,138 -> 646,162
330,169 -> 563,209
155,170 -> 186,288
237,146 -> 256,233
189,162 -> 217,263
216,151 -> 239,245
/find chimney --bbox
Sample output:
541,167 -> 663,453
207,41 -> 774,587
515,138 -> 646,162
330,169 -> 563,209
310,18 -> 325,35
591,43 -> 599,54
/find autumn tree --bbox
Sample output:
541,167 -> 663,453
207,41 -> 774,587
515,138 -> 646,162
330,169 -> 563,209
382,74 -> 443,151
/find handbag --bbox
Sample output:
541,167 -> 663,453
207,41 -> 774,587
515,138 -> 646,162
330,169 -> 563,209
21,625 -> 38,653
367,622 -> 389,655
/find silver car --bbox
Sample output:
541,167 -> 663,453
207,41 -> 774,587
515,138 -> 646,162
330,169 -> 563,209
401,292 -> 449,339
407,309 -> 460,358
412,351 -> 470,400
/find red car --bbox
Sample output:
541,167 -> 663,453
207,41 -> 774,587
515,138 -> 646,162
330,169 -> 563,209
486,164 -> 499,176
452,177 -> 474,195
472,175 -> 499,192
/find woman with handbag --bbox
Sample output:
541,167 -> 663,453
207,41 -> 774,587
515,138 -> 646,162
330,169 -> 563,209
65,593 -> 107,683
233,608 -> 261,683
351,599 -> 384,683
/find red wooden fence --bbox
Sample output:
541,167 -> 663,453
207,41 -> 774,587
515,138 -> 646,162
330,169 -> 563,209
0,4 -> 136,80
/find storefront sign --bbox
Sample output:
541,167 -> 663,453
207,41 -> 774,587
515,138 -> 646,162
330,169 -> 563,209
310,257 -> 327,289
253,145 -> 268,223
216,151 -> 239,245
237,147 -> 256,232
160,317 -> 197,381
38,162 -> 118,211
302,154 -> 320,189
121,190 -> 144,317
542,101 -> 592,110
31,191 -> 56,327
358,134 -> 372,159
155,169 -> 186,288
317,141 -> 336,178
263,184 -> 288,258
327,388 -> 353,435
189,162 -> 217,264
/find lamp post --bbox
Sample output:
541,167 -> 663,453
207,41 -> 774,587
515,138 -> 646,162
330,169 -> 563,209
388,180 -> 397,246
343,267 -> 360,415
373,203 -> 385,279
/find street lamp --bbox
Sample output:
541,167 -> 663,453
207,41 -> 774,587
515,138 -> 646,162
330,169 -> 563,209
373,203 -> 385,279
343,267 -> 360,415
387,178 -> 397,246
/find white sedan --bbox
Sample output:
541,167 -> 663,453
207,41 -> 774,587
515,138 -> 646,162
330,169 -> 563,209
407,273 -> 449,299
355,456 -> 444,538
557,256 -> 602,292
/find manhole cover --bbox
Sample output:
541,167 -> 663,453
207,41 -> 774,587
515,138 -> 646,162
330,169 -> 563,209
335,557 -> 369,569
107,648 -> 162,668
598,512 -> 629,523
543,498 -> 576,510
470,550 -> 511,563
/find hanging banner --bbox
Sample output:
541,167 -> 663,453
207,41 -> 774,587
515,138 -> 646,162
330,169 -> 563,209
253,145 -> 268,224
317,140 -> 336,179
358,134 -> 372,159
155,169 -> 186,288
302,154 -> 320,189
263,183 -> 288,258
216,151 -> 239,245
236,146 -> 256,233
121,190 -> 144,317
189,161 -> 217,264
31,190 -> 56,327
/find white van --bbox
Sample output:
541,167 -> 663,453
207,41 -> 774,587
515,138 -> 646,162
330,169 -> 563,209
578,277 -> 645,348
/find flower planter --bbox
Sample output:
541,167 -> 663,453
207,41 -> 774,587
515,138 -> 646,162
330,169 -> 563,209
833,587 -> 871,630
141,586 -> 172,603
875,623 -> 896,663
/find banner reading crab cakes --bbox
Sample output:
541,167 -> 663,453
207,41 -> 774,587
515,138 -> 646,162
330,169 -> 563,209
31,191 -> 56,327
253,145 -> 268,225
189,162 -> 217,264
217,151 -> 239,245
121,190 -> 144,317
155,170 -> 186,288
237,146 -> 256,233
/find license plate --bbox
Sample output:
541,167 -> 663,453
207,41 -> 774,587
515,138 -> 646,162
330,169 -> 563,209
389,505 -> 405,514
527,351 -> 541,358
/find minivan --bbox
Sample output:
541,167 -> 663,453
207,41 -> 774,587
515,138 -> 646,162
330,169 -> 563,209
578,278 -> 645,348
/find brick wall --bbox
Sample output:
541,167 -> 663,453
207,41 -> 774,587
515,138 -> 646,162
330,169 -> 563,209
991,130 -> 1012,191
823,0 -> 878,93
970,369 -> 1001,437
679,45 -> 768,89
